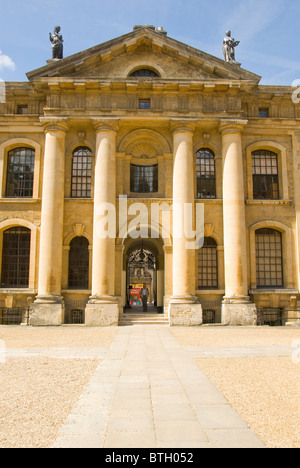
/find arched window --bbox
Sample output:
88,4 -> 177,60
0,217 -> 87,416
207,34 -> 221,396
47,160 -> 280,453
196,149 -> 216,199
130,164 -> 158,193
1,227 -> 31,287
198,237 -> 218,289
252,150 -> 279,199
129,69 -> 159,78
71,147 -> 92,198
5,147 -> 35,198
68,237 -> 89,289
255,229 -> 283,288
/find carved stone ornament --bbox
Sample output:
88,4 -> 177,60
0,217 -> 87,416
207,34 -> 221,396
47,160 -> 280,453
73,223 -> 85,237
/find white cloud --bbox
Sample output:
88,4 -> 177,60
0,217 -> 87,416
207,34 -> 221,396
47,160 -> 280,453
0,51 -> 16,72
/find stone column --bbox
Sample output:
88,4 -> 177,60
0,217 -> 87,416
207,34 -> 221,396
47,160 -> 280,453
220,120 -> 257,325
168,124 -> 202,326
85,120 -> 119,326
31,118 -> 68,326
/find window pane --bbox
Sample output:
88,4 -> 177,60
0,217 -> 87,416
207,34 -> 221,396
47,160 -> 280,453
71,147 -> 92,198
255,229 -> 283,288
68,237 -> 89,289
139,99 -> 151,109
259,108 -> 269,118
1,227 -> 31,287
130,164 -> 158,193
196,149 -> 216,199
252,150 -> 279,199
198,237 -> 218,289
6,148 -> 35,198
130,69 -> 159,77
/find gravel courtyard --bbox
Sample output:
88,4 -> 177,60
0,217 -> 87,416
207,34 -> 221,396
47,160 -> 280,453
171,326 -> 300,449
0,325 -> 299,448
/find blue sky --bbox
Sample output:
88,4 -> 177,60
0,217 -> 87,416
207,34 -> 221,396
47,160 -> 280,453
0,0 -> 299,85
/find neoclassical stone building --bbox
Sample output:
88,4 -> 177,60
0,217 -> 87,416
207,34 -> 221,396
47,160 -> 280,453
0,25 -> 299,326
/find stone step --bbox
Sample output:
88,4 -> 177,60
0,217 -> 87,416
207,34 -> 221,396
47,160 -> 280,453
119,313 -> 169,326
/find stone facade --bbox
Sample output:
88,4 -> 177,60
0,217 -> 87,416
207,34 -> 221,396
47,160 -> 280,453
0,26 -> 299,326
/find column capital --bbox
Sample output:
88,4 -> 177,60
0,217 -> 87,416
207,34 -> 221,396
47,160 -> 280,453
92,118 -> 120,133
39,117 -> 69,133
219,119 -> 248,135
170,119 -> 197,135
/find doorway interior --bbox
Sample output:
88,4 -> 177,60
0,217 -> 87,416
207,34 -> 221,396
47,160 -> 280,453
125,240 -> 164,313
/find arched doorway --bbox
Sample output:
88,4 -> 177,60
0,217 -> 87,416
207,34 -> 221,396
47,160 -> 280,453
123,239 -> 165,313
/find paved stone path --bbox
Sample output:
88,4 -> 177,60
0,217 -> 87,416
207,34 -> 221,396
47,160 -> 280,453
50,325 -> 265,448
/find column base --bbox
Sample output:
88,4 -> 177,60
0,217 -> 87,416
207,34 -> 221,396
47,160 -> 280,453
85,296 -> 119,327
169,296 -> 202,326
222,298 -> 257,326
30,297 -> 64,326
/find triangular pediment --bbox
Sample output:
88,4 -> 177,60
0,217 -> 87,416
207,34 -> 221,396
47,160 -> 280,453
27,27 -> 261,84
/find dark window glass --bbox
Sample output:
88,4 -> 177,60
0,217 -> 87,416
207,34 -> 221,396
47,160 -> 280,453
130,164 -> 158,193
71,147 -> 92,198
255,228 -> 283,288
259,108 -> 269,118
17,105 -> 28,115
130,69 -> 159,78
252,150 -> 279,200
196,148 -> 216,199
139,99 -> 151,109
68,237 -> 89,289
5,148 -> 35,198
198,237 -> 218,289
1,227 -> 31,288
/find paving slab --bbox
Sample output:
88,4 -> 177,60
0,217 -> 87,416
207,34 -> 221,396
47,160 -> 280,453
52,325 -> 265,449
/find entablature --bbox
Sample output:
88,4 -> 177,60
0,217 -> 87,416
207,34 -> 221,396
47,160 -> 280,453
30,77 -> 254,93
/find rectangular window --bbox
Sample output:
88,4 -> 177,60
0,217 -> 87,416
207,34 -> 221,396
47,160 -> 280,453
68,237 -> 89,289
196,149 -> 216,199
6,148 -> 35,198
255,229 -> 283,288
17,105 -> 29,115
259,108 -> 269,118
139,99 -> 151,110
252,150 -> 279,200
198,238 -> 218,289
1,228 -> 31,288
71,147 -> 92,198
130,164 -> 158,193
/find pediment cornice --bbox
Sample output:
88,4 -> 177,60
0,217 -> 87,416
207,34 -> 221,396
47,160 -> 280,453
27,27 -> 261,85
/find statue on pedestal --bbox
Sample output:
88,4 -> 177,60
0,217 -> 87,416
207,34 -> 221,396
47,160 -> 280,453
223,31 -> 240,64
49,26 -> 63,60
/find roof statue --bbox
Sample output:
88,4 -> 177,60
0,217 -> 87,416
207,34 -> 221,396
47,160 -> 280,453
223,30 -> 240,64
27,26 -> 260,82
49,26 -> 64,60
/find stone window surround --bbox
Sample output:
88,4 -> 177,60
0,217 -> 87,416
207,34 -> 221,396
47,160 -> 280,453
0,138 -> 41,200
246,141 -> 289,201
0,218 -> 38,291
249,220 -> 294,291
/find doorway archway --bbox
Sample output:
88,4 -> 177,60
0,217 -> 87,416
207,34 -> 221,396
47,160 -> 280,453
123,238 -> 165,313
127,245 -> 157,311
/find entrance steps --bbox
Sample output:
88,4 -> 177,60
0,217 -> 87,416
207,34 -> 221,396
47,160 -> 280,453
119,310 -> 169,326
